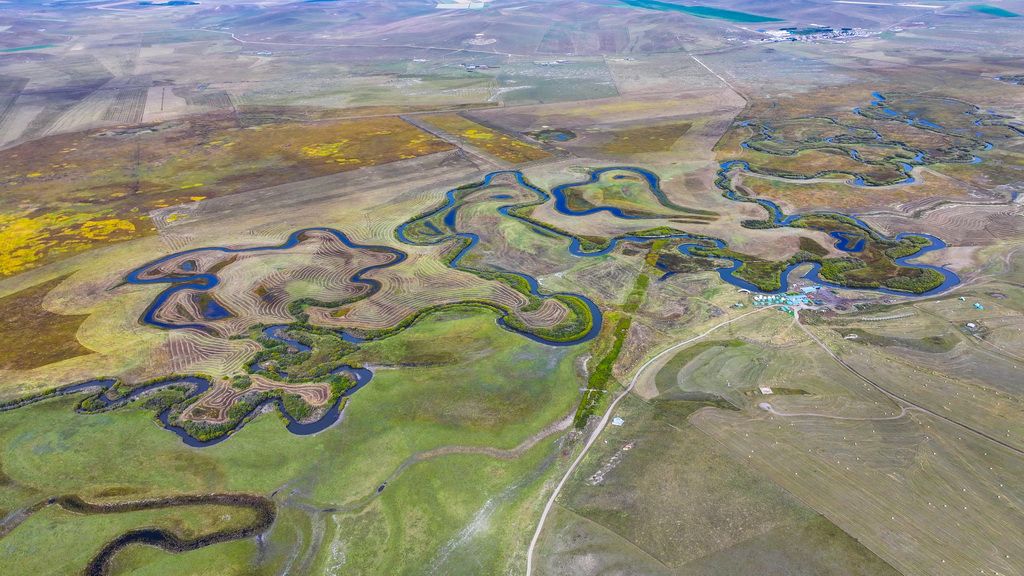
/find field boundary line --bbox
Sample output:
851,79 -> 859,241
690,54 -> 741,96
859,312 -> 915,321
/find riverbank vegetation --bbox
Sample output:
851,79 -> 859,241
573,315 -> 632,428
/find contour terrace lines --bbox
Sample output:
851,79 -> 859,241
182,375 -> 332,424
129,228 -> 405,334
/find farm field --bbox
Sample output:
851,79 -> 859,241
0,115 -> 452,276
2,0 -> 1024,574
418,113 -> 554,164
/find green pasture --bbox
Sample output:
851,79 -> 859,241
0,309 -> 583,573
538,395 -> 897,574
0,503 -> 259,576
108,539 -> 258,576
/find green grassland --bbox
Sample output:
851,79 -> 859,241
0,309 -> 585,574
0,502 -> 261,576
652,309 -> 899,414
536,395 -> 898,575
108,539 -> 257,576
684,277 -> 1024,574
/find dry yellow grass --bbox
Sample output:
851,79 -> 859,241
601,122 -> 692,154
420,114 -> 553,164
0,115 -> 452,277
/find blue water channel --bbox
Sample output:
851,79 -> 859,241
59,360 -> 372,448
58,321 -> 376,447
547,166 -> 706,219
47,90 -> 1002,446
53,160 -> 964,445
400,164 -> 961,304
126,228 -> 406,331
127,168 -> 967,338
395,171 -> 606,346
242,324 -> 374,444
713,161 -> 959,295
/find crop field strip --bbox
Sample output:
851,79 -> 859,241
102,87 -> 148,124
418,113 -> 555,164
168,329 -> 261,376
183,375 -> 331,424
0,76 -> 29,130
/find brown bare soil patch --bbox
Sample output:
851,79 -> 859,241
0,275 -> 93,370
